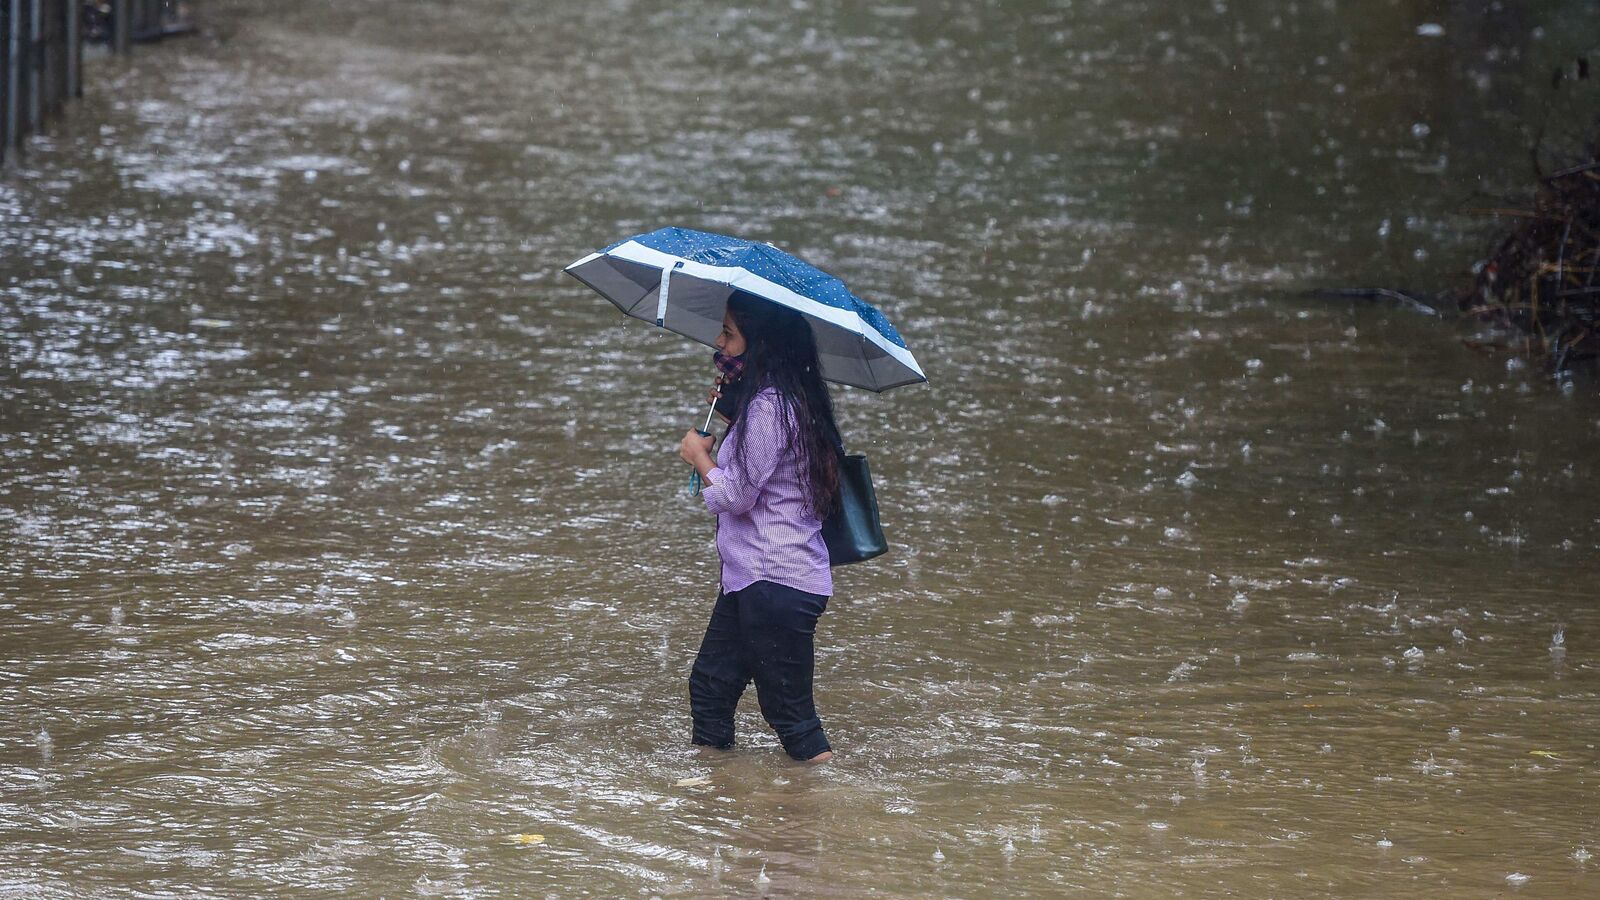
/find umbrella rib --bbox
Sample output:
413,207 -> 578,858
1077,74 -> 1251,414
627,276 -> 663,319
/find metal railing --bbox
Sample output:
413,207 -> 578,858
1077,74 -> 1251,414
2,1 -> 192,167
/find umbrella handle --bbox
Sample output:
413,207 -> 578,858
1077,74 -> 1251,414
688,429 -> 712,496
689,381 -> 721,496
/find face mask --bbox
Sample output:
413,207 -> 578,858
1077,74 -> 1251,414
712,350 -> 746,383
711,350 -> 748,424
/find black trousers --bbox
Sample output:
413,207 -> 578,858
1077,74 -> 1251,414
688,580 -> 831,761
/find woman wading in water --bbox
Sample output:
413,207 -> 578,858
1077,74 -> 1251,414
677,291 -> 842,763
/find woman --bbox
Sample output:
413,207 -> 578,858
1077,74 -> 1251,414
677,291 -> 843,763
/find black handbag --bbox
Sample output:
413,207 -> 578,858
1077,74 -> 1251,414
821,452 -> 887,566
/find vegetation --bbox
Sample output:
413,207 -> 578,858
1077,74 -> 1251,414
1458,58 -> 1599,377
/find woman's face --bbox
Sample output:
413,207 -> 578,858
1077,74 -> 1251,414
716,310 -> 747,357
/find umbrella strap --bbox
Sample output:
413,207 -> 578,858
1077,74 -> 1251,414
656,261 -> 683,327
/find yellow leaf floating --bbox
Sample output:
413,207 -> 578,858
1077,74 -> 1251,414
1529,751 -> 1560,759
676,776 -> 712,788
512,834 -> 545,845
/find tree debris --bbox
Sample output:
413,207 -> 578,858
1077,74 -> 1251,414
1456,61 -> 1599,376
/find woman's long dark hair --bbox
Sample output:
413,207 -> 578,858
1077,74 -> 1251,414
722,291 -> 842,520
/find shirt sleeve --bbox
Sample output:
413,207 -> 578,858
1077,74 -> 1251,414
703,393 -> 786,516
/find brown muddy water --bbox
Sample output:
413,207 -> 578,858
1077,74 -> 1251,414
2,0 -> 1599,895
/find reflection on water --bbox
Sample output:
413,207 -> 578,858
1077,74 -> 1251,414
2,0 -> 1598,894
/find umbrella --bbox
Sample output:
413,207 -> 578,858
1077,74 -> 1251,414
563,227 -> 926,392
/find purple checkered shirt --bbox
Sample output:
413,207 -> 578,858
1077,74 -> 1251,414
702,387 -> 833,597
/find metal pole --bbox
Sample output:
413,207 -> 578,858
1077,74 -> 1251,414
37,0 -> 48,117
112,0 -> 128,53
0,0 -> 10,165
65,0 -> 78,99
51,0 -> 63,115
39,0 -> 54,119
26,0 -> 37,130
54,0 -> 63,114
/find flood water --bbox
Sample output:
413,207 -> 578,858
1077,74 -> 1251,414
3,0 -> 1599,895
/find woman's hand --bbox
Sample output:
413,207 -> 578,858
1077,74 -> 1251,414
706,377 -> 732,423
679,430 -> 716,472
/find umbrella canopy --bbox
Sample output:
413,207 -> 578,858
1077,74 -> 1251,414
564,227 -> 926,392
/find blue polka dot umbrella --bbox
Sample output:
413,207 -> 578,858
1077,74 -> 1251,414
565,227 -> 927,393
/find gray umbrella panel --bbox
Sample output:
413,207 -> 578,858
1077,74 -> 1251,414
566,250 -> 926,393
